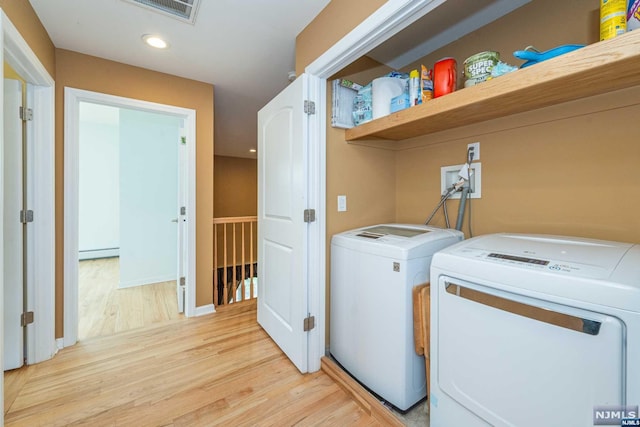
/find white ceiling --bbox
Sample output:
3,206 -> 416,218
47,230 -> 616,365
28,0 -> 331,159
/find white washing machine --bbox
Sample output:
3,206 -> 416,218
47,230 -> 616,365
430,233 -> 640,427
330,224 -> 463,411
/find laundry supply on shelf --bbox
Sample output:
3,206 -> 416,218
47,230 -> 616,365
421,65 -> 433,102
433,57 -> 457,98
629,0 -> 640,31
463,51 -> 499,87
371,76 -> 406,119
390,92 -> 410,113
513,44 -> 585,68
600,0 -> 627,40
352,83 -> 372,126
409,69 -> 421,107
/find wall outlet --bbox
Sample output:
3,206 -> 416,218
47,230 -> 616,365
467,142 -> 480,161
337,195 -> 347,212
440,163 -> 482,199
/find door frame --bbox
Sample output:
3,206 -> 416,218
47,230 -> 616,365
3,78 -> 25,371
63,88 -> 197,347
0,8 -> 56,414
302,0 -> 448,371
0,11 -> 56,362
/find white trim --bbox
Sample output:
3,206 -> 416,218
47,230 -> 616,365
56,338 -> 64,351
185,112 -> 197,318
78,248 -> 119,260
0,16 -> 5,420
25,83 -> 57,365
63,90 -> 80,347
1,13 -> 53,86
64,87 -> 198,347
305,75 -> 326,372
1,11 -> 56,365
193,304 -> 216,317
306,0 -> 447,77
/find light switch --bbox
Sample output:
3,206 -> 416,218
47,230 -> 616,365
337,195 -> 347,212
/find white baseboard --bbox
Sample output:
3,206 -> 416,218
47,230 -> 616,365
78,248 -> 119,260
56,338 -> 65,351
193,304 -> 216,317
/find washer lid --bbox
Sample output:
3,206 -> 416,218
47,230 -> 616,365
332,224 -> 464,259
356,225 -> 430,238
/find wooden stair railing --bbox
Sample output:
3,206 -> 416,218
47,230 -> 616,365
213,216 -> 258,306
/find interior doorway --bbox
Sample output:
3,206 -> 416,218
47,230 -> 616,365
64,88 -> 197,347
77,101 -> 185,340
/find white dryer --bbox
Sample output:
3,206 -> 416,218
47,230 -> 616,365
430,233 -> 640,427
330,224 -> 463,411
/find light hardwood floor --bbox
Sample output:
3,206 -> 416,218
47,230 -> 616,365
4,301 -> 385,426
79,257 -> 183,340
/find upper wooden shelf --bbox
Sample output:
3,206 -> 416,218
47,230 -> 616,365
345,30 -> 640,142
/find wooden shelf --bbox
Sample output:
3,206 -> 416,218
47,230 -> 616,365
345,30 -> 640,142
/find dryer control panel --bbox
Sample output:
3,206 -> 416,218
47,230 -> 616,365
451,246 -> 608,278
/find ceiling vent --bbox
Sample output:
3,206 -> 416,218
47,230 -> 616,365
123,0 -> 201,24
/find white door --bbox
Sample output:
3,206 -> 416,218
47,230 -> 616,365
118,109 -> 180,289
3,78 -> 24,370
257,74 -> 310,373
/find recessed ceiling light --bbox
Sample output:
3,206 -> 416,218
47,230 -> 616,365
249,149 -> 257,153
142,34 -> 169,49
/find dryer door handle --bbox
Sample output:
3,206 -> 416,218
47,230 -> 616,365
444,282 -> 601,335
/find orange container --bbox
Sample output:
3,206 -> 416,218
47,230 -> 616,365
433,57 -> 457,98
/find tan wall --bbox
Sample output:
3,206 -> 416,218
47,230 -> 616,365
297,0 -> 640,345
395,87 -> 640,242
295,0 -> 386,75
55,49 -> 214,337
0,0 -> 56,78
326,59 -> 396,238
1,4 -> 215,341
393,0 -> 640,243
213,155 -> 258,271
400,0 -> 599,85
214,155 -> 257,218
4,62 -> 24,81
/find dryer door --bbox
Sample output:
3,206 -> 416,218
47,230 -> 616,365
436,277 -> 624,427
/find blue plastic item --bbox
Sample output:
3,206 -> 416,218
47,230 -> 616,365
513,44 -> 585,68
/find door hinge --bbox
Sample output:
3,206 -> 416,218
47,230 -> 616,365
180,277 -> 185,287
180,206 -> 186,215
303,209 -> 316,223
19,106 -> 33,121
303,315 -> 315,332
304,100 -> 315,115
21,311 -> 34,327
20,210 -> 34,223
